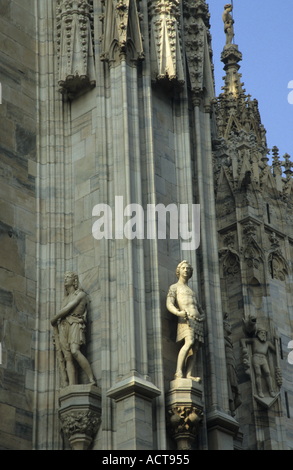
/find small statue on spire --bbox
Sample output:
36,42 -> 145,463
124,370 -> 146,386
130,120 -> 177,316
223,3 -> 235,47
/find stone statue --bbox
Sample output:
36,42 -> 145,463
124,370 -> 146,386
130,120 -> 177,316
51,271 -> 96,387
223,4 -> 234,47
166,261 -> 205,382
241,327 -> 277,398
223,313 -> 242,416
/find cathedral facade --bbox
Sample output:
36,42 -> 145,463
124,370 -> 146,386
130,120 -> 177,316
0,0 -> 292,450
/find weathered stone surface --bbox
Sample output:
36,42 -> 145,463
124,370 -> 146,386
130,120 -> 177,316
214,10 -> 293,449
15,124 -> 36,158
0,0 -> 36,452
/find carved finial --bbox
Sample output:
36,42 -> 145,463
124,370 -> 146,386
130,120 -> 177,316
281,153 -> 293,180
272,146 -> 280,162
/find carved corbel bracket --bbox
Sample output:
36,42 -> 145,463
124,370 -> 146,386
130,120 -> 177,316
166,378 -> 204,450
148,0 -> 184,89
59,384 -> 102,450
56,0 -> 96,99
183,0 -> 211,101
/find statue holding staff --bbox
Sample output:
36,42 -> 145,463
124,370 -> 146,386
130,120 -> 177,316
51,271 -> 96,387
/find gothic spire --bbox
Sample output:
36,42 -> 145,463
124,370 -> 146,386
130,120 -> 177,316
216,4 -> 267,148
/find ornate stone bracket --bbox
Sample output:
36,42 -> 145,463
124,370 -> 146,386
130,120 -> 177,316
148,0 -> 184,89
165,378 -> 204,450
183,0 -> 211,98
56,0 -> 96,99
59,384 -> 101,450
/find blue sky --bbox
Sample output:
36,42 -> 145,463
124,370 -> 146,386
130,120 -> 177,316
207,0 -> 293,163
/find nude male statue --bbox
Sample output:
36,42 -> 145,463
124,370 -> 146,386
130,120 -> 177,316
166,261 -> 205,382
51,271 -> 96,386
242,328 -> 276,398
223,4 -> 234,47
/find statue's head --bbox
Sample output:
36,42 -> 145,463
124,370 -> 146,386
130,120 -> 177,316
64,271 -> 79,290
224,3 -> 233,11
256,328 -> 267,342
176,260 -> 193,280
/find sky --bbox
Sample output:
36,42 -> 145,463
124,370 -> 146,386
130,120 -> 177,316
207,0 -> 293,164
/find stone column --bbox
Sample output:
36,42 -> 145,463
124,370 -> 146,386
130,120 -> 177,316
107,373 -> 161,450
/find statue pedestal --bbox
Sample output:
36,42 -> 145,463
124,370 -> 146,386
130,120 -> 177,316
165,378 -> 204,450
59,384 -> 101,450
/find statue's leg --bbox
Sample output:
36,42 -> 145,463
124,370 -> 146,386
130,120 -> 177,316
186,340 -> 201,382
175,337 -> 193,379
253,357 -> 264,397
63,350 -> 76,385
70,344 -> 96,385
263,363 -> 275,397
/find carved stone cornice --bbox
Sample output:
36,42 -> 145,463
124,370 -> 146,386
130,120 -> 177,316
106,373 -> 161,402
56,0 -> 96,99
